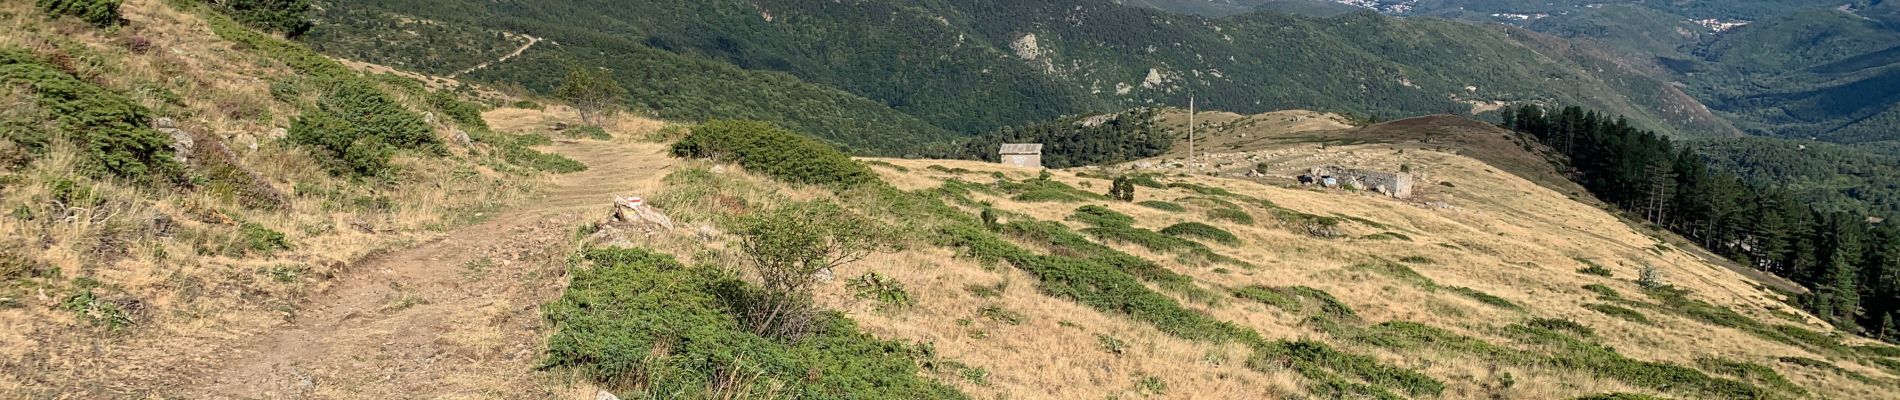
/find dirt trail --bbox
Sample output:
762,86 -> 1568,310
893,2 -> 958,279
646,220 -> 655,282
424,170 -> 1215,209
185,140 -> 673,399
451,34 -> 541,79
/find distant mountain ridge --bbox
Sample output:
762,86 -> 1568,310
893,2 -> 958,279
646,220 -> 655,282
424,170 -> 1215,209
307,0 -> 1733,153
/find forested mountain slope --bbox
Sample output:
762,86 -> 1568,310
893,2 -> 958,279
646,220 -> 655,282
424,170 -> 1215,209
305,0 -> 1733,153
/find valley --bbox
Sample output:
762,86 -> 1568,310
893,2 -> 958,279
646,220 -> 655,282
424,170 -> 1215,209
5,0 -> 1900,399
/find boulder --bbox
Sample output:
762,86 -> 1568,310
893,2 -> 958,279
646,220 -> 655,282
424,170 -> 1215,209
153,117 -> 177,130
162,128 -> 193,165
612,197 -> 675,231
234,133 -> 259,151
266,127 -> 289,141
452,130 -> 474,147
595,390 -> 621,400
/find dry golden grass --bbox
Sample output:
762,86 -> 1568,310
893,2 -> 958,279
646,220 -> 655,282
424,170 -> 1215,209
0,1 -> 619,396
840,139 -> 1896,398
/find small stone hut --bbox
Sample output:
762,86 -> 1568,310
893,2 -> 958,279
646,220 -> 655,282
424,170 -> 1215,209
999,143 -> 1044,169
1309,165 -> 1414,198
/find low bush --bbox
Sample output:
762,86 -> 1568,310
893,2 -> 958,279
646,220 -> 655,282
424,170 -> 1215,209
1572,394 -> 1664,400
427,90 -> 488,130
999,177 -> 1102,203
671,120 -> 876,188
1160,222 -> 1239,245
212,0 -> 314,38
1584,303 -> 1649,324
0,50 -> 179,183
1269,207 -> 1343,238
1168,182 -> 1237,197
1136,200 -> 1185,212
568,125 -> 611,140
1576,258 -> 1614,277
38,0 -> 122,27
996,219 -> 1219,302
1250,340 -> 1446,398
1448,286 -> 1520,310
1206,208 -> 1255,225
290,79 -> 435,177
1697,357 -> 1805,395
1525,318 -> 1595,337
939,223 -> 1255,344
846,272 -> 913,312
1360,232 -> 1412,241
1777,356 -> 1876,383
1353,260 -> 1436,288
234,222 -> 289,256
1232,285 -> 1301,311
1397,256 -> 1435,264
542,248 -> 965,398
1583,284 -> 1622,299
500,145 -> 586,173
1070,205 -> 1135,227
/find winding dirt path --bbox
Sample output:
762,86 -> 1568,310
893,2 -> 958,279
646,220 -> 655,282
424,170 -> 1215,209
451,34 -> 541,79
185,140 -> 673,399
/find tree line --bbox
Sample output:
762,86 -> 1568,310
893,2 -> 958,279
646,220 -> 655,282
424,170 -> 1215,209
926,108 -> 1172,169
1504,105 -> 1900,341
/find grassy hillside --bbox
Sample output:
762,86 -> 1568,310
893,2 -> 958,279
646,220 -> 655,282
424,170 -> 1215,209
302,0 -> 1733,149
600,115 -> 1900,398
0,0 -> 635,395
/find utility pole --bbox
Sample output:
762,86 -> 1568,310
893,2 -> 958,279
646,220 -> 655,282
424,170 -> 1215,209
1188,95 -> 1196,160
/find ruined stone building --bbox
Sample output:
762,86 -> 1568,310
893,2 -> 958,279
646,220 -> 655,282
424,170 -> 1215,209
1309,165 -> 1414,198
999,143 -> 1044,169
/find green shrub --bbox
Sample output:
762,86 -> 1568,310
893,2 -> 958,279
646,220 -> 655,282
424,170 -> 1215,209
1572,394 -> 1665,400
1168,182 -> 1237,197
1070,205 -> 1135,227
1584,303 -> 1650,324
1206,208 -> 1255,225
1776,356 -> 1875,383
38,0 -> 121,26
977,304 -> 1024,325
427,90 -> 488,130
569,125 -> 611,140
1525,318 -> 1596,337
1448,286 -> 1520,310
1398,256 -> 1435,264
1583,284 -> 1622,299
846,272 -> 913,312
1577,258 -> 1614,277
1232,285 -> 1301,311
1096,333 -> 1127,356
543,248 -> 966,398
1353,260 -> 1436,288
1360,232 -> 1412,241
511,99 -> 543,110
1137,200 -> 1185,212
671,120 -> 876,188
212,0 -> 314,38
1250,340 -> 1446,398
1697,357 -> 1805,395
939,223 -> 1256,344
235,222 -> 290,255
500,145 -> 587,173
290,79 -> 434,177
1126,173 -> 1165,188
60,287 -> 131,328
0,50 -> 180,183
1160,222 -> 1239,245
999,177 -> 1102,203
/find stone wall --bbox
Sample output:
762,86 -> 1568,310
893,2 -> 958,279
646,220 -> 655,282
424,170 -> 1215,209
1311,165 -> 1414,198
